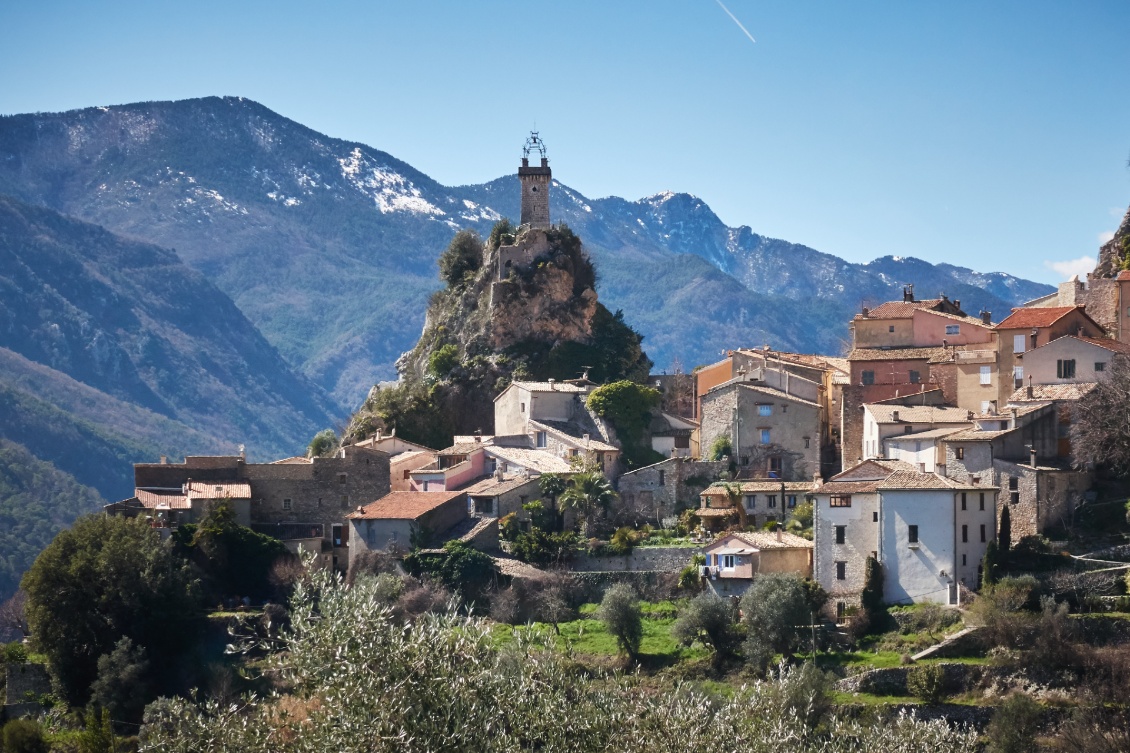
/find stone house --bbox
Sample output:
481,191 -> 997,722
861,404 -> 972,462
813,459 -> 996,614
694,480 -> 815,532
1023,271 -> 1130,344
992,306 -> 1104,408
649,411 -> 698,459
702,530 -> 814,596
346,490 -> 469,567
942,402 -> 1091,544
352,431 -> 438,492
700,376 -> 823,482
111,447 -> 391,572
617,457 -> 728,526
463,474 -> 543,520
1017,334 -> 1130,386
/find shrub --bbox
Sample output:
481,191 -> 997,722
2,640 -> 27,664
596,584 -> 642,658
906,663 -> 946,703
0,718 -> 48,753
438,229 -> 483,288
307,428 -> 338,458
741,573 -> 820,663
427,344 -> 460,378
608,527 -> 635,555
707,436 -> 732,461
984,693 -> 1041,753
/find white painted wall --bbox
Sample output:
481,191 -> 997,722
879,490 -> 956,605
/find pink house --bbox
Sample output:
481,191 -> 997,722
702,530 -> 814,596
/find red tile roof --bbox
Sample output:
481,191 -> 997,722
186,481 -> 251,499
136,489 -> 191,509
347,490 -> 464,520
857,300 -> 944,320
1117,271 -> 1130,281
1074,336 -> 1130,355
993,306 -> 1080,330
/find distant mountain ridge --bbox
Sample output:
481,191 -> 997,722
0,97 -> 1054,410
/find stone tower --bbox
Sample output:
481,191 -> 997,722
518,132 -> 551,228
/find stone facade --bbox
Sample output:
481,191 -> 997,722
569,546 -> 697,573
3,662 -> 51,719
617,457 -> 728,525
130,448 -> 391,571
992,459 -> 1091,544
518,156 -> 551,228
701,381 -> 821,482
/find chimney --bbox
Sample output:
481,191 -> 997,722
966,410 -> 974,420
918,462 -> 926,473
813,472 -> 823,488
376,428 -> 383,441
474,429 -> 482,443
981,311 -> 992,325
160,455 -> 168,465
1030,447 -> 1038,467
1009,407 -> 1018,429
861,306 -> 870,317
1026,384 -> 1034,399
903,284 -> 914,302
775,525 -> 783,543
892,409 -> 900,422
954,299 -> 960,311
239,444 -> 246,461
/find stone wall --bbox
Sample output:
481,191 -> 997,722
569,546 -> 698,573
993,460 -> 1090,544
567,570 -> 680,603
617,457 -> 728,525
3,662 -> 51,719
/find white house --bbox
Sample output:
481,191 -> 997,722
814,459 -> 996,617
861,404 -> 971,462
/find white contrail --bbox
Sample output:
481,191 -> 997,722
715,0 -> 756,44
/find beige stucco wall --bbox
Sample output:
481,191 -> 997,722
1020,337 -> 1117,386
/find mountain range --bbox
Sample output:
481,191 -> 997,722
0,97 -> 1052,410
0,96 -> 1056,599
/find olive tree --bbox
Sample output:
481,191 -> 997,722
596,584 -> 643,659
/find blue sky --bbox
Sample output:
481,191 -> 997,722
2,0 -> 1128,285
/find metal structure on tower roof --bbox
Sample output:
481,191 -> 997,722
522,131 -> 548,160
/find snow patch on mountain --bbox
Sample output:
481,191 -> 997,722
337,147 -> 444,216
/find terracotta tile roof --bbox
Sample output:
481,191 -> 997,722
486,446 -> 573,473
723,530 -> 813,550
186,481 -> 251,499
1071,336 -> 1130,355
438,442 -> 485,456
876,470 -> 964,490
944,428 -> 1011,442
136,489 -> 191,509
509,381 -> 588,394
884,427 -> 965,442
865,404 -> 973,424
1118,271 -> 1130,281
347,491 -> 465,520
849,346 -> 948,362
856,300 -> 945,319
994,306 -> 1081,330
693,507 -> 738,518
701,481 -> 815,496
531,419 -> 620,452
271,456 -> 311,464
817,480 -> 881,495
1007,383 -> 1098,402
462,475 -> 538,497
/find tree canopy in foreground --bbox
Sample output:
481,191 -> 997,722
139,567 -> 978,753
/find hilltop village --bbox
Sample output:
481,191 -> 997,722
98,138 -> 1130,622
7,135 -> 1130,750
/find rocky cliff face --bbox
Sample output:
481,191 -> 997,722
347,224 -> 649,449
1095,205 -> 1130,278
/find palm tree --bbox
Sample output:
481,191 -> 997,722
559,471 -> 618,538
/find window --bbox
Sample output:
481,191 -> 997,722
979,366 -> 992,385
403,469 -> 411,480
787,495 -> 797,508
962,524 -> 968,543
767,495 -> 777,509
1011,491 -> 1020,505
962,554 -> 967,566
981,400 -> 995,414
745,495 -> 756,510
768,457 -> 782,476
1057,359 -> 1076,379
722,554 -> 735,569
830,494 -> 852,508
946,324 -> 960,335
980,524 -> 987,543
837,601 -> 847,622
1013,366 -> 1024,385
341,495 -> 349,507
889,325 -> 895,333
520,402 -> 526,413
332,524 -> 343,547
338,473 -> 348,485
317,497 -> 322,508
835,525 -> 846,544
908,525 -> 919,544
909,369 -> 920,384
1096,361 -> 1106,373
955,447 -> 965,460
759,428 -> 771,445
961,492 -> 967,510
873,511 -> 879,522
757,404 -> 772,417
1008,476 -> 1018,490
658,470 -> 665,486
862,370 -> 875,385
283,498 -> 292,511
536,431 -> 547,448
804,436 -> 811,449
836,561 -> 847,580
1013,334 -> 1026,354
979,493 -> 985,511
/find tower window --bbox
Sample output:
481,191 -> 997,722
531,186 -> 537,192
